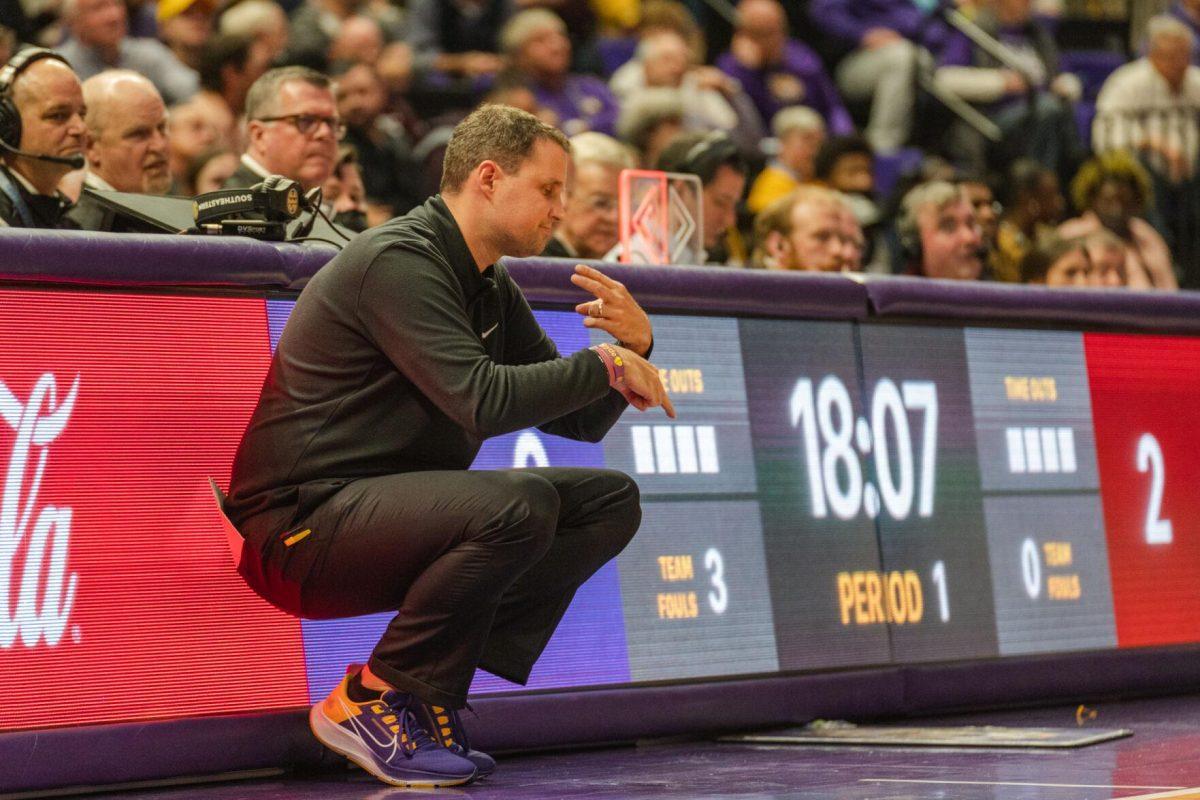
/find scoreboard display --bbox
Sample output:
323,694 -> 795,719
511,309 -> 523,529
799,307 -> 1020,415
8,287 -> 1200,734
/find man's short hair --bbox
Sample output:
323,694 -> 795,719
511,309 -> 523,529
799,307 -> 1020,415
1147,14 -> 1194,51
569,131 -> 635,172
897,180 -> 964,248
615,87 -> 683,151
198,32 -> 254,93
81,69 -> 157,133
499,9 -> 565,55
440,104 -> 570,193
636,28 -> 688,63
655,131 -> 746,185
771,106 -> 825,140
754,184 -> 846,241
245,66 -> 331,121
219,0 -> 283,39
813,134 -> 872,182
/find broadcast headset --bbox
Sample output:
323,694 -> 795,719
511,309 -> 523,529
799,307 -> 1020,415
0,47 -> 85,169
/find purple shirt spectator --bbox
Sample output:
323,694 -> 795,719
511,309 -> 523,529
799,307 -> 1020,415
717,40 -> 854,135
531,74 -> 620,137
808,0 -> 933,49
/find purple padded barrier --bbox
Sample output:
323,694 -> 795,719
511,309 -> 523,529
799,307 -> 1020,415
0,228 -> 336,292
0,709 -> 323,795
9,644 -> 1200,794
864,275 -> 1200,334
899,645 -> 1200,715
504,257 -> 871,319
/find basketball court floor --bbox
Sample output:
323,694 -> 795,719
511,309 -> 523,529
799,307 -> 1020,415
66,692 -> 1200,800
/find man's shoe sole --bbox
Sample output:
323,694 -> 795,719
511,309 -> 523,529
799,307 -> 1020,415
309,704 -> 477,788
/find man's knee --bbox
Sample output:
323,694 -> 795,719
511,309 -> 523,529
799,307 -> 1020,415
594,469 -> 642,553
483,472 -> 561,555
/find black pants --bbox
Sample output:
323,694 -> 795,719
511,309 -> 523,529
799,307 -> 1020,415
280,467 -> 639,709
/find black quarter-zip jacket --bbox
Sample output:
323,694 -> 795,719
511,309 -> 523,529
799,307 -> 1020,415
226,195 -> 628,531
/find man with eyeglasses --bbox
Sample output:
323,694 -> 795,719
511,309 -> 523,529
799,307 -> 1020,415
543,131 -> 633,261
225,65 -> 341,192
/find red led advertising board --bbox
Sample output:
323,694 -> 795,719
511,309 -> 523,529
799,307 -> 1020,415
0,290 -> 308,730
1086,333 -> 1200,647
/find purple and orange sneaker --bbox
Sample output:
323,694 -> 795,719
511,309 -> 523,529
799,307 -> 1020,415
416,702 -> 497,778
309,672 -> 477,787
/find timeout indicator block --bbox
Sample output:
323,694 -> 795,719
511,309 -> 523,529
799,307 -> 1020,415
617,500 -> 778,682
596,315 -> 756,496
964,329 -> 1100,493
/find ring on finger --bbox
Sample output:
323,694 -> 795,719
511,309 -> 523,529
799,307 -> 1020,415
591,299 -> 604,318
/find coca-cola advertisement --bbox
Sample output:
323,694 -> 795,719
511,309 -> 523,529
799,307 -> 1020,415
0,290 -> 308,731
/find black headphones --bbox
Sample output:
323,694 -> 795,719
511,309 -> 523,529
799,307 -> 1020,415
897,209 -> 922,266
0,47 -> 72,151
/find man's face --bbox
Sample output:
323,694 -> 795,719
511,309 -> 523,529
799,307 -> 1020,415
73,0 -> 127,49
159,2 -> 214,51
336,64 -> 385,130
994,0 -> 1031,25
560,161 -> 620,259
1044,248 -> 1092,287
702,163 -> 745,249
779,127 -> 823,181
324,161 -> 365,212
1091,179 -> 1137,229
12,60 -> 86,171
643,33 -> 690,88
1150,35 -> 1192,92
827,152 -> 873,196
248,79 -> 339,190
490,138 -> 567,257
777,199 -> 844,271
838,207 -> 864,271
168,99 -> 221,162
1031,173 -> 1064,224
518,25 -> 571,79
87,82 -> 170,193
918,197 -> 983,279
194,151 -> 237,193
962,181 -> 998,246
739,0 -> 787,64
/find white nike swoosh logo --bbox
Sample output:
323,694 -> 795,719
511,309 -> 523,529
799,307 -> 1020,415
481,323 -> 499,339
339,697 -> 400,759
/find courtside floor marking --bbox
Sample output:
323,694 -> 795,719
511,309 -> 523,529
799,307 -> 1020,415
1116,789 -> 1200,799
861,779 -> 1185,791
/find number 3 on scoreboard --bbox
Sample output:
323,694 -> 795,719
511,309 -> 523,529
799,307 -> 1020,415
1137,433 -> 1173,545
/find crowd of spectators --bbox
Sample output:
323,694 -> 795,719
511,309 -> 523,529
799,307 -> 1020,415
0,0 -> 1197,290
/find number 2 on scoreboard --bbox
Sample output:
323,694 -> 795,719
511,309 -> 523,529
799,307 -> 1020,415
1137,432 -> 1172,545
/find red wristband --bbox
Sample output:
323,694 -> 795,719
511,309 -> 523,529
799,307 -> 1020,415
591,343 -> 625,388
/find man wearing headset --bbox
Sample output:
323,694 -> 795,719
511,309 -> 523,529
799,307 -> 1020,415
655,131 -> 748,265
0,48 -> 86,228
897,179 -> 985,280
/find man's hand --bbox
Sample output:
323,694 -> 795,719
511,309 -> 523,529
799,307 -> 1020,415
571,264 -> 653,356
611,345 -> 676,418
861,28 -> 902,50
